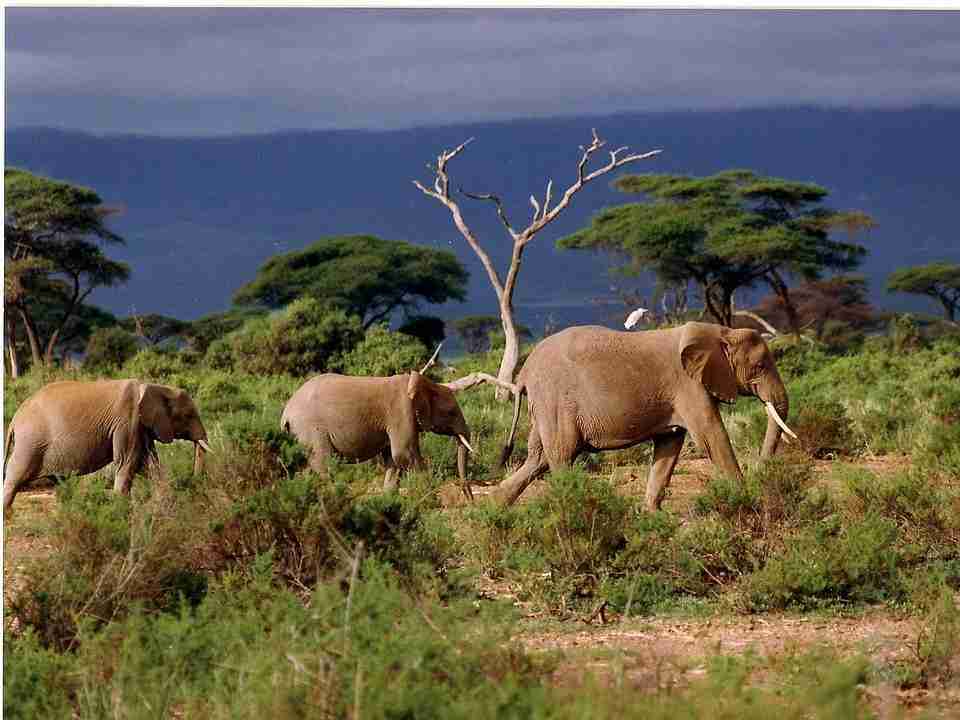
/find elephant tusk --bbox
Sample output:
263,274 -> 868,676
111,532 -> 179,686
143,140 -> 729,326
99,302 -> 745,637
197,439 -> 213,453
457,434 -> 475,454
765,402 -> 798,442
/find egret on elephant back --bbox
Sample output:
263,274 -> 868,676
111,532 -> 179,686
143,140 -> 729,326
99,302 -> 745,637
3,379 -> 212,512
494,321 -> 797,510
280,344 -> 477,499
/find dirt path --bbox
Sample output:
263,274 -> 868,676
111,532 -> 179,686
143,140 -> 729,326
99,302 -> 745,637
516,609 -> 960,717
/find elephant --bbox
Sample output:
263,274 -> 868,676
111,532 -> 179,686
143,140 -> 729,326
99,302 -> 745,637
3,379 -> 212,511
494,322 -> 796,510
280,369 -> 475,498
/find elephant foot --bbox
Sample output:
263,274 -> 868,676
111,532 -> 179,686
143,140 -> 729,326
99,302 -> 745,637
489,481 -> 522,507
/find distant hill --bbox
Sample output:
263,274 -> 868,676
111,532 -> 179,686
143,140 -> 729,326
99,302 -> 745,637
6,107 -> 959,335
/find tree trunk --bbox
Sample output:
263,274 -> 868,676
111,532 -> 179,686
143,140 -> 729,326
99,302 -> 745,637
940,295 -> 956,323
5,314 -> 20,379
43,282 -> 86,366
767,270 -> 800,338
17,305 -> 44,368
701,283 -> 726,326
495,295 -> 521,400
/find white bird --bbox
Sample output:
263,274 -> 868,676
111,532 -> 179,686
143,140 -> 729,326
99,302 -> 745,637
624,307 -> 649,329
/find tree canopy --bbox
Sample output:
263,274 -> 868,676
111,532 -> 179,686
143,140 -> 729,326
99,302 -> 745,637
232,235 -> 468,328
887,262 -> 960,323
4,168 -> 129,369
558,170 -> 873,328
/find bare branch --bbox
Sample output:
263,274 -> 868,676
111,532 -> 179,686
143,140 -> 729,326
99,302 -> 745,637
518,131 -> 661,245
443,372 -> 519,395
543,179 -> 553,217
413,139 -> 506,298
733,310 -> 781,337
529,195 -> 541,220
460,188 -> 518,239
420,342 -> 443,374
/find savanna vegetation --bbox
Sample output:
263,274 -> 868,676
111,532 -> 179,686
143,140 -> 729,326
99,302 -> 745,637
5,161 -> 960,718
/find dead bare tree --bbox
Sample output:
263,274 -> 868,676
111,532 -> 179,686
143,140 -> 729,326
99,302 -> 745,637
414,130 -> 661,397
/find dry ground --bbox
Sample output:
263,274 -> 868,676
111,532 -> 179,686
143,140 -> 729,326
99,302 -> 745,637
5,455 -> 958,717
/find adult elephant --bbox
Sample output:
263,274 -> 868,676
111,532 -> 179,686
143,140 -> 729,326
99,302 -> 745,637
281,368 -> 475,498
494,322 -> 796,510
3,379 -> 212,511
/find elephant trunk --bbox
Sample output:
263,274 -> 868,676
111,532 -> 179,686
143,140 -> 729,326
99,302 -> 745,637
759,382 -> 790,459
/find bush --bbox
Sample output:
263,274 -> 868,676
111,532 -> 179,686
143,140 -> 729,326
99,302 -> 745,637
121,347 -> 191,381
337,324 -> 429,377
743,513 -> 904,611
2,629 -> 76,720
206,297 -> 364,376
6,476 -> 205,650
83,326 -> 140,370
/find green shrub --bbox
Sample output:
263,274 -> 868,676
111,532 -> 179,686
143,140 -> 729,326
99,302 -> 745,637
794,399 -> 864,458
2,629 -> 76,720
195,374 -> 257,415
206,297 -> 363,376
515,468 -> 630,577
121,347 -> 190,381
744,513 -> 904,611
839,466 -> 960,569
337,323 -> 428,377
6,476 -> 205,650
915,584 -> 960,686
83,326 -> 140,370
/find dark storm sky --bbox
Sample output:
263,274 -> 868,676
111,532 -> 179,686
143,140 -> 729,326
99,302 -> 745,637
7,8 -> 960,135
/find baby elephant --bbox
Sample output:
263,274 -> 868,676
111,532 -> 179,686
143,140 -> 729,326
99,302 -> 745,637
3,379 -> 212,511
281,370 -> 474,497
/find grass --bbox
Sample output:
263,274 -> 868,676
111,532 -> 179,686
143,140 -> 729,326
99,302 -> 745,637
5,333 -> 960,717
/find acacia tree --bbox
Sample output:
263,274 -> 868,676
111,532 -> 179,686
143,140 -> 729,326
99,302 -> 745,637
414,130 -> 661,392
232,235 -> 468,329
5,168 -> 129,370
887,262 -> 960,323
558,170 -> 873,332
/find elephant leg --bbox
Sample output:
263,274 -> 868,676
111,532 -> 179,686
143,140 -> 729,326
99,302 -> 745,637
112,429 -> 139,495
493,425 -> 548,506
542,411 -> 581,471
3,443 -> 42,511
307,433 -> 335,478
382,448 -> 400,492
645,430 -> 686,512
114,462 -> 137,495
681,396 -> 743,482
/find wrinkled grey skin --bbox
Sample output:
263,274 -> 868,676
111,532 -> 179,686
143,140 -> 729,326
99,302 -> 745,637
3,379 -> 210,511
281,371 -> 473,495
495,322 -> 790,510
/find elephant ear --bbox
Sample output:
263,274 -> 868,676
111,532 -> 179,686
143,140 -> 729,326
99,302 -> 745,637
679,326 -> 739,403
406,372 -> 433,431
138,384 -> 176,443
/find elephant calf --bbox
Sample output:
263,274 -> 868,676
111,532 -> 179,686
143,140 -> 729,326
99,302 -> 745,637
281,369 -> 474,497
3,379 -> 211,511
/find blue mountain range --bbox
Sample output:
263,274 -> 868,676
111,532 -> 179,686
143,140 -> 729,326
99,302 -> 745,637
6,107 -> 959,334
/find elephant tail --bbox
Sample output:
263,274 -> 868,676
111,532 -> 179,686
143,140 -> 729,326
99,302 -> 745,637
3,421 -> 14,468
280,407 -> 291,434
497,384 -> 526,470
